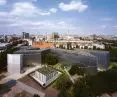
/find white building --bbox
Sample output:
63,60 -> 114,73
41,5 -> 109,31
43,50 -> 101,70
7,54 -> 23,75
23,39 -> 33,46
93,43 -> 105,49
35,35 -> 45,42
30,67 -> 60,87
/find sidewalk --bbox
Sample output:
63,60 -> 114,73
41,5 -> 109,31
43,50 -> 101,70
0,65 -> 42,84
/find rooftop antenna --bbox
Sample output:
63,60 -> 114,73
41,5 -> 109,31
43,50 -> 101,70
67,24 -> 70,35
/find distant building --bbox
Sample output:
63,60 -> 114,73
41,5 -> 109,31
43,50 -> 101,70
51,32 -> 59,40
0,35 -> 5,42
93,43 -> 105,49
22,32 -> 29,39
32,42 -> 54,49
5,35 -> 12,42
23,39 -> 33,46
35,35 -> 45,42
30,67 -> 60,87
0,43 -> 11,52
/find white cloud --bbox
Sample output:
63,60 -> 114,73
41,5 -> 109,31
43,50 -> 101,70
0,1 -> 80,33
31,0 -> 37,2
59,0 -> 88,12
10,2 -> 51,17
0,0 -> 7,5
0,12 -> 8,16
49,8 -> 57,13
8,19 -> 77,30
113,25 -> 117,28
100,25 -> 108,28
0,1 -> 57,19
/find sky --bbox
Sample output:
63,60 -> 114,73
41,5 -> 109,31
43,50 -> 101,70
0,0 -> 117,35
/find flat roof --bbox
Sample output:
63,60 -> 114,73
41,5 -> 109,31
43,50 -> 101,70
14,46 -> 49,54
51,48 -> 96,57
74,49 -> 109,53
0,43 -> 11,47
38,67 -> 57,76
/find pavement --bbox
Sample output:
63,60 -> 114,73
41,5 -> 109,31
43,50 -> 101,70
18,81 -> 45,97
0,65 -> 42,84
64,67 -> 75,84
0,65 -> 45,97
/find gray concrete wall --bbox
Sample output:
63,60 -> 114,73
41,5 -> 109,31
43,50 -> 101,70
23,53 -> 42,66
50,48 -> 97,67
89,51 -> 110,69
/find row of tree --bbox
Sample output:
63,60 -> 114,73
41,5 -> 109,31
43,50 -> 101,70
69,65 -> 85,76
73,68 -> 117,97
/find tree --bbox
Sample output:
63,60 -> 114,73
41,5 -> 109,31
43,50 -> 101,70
52,32 -> 59,40
69,65 -> 84,76
76,45 -> 79,48
93,46 -> 96,50
73,69 -> 117,97
45,53 -> 58,65
67,42 -> 72,50
33,94 -> 40,97
73,78 -> 95,97
54,74 -> 73,97
109,62 -> 117,69
54,74 -> 72,90
59,45 -> 64,49
84,46 -> 88,49
58,88 -> 68,97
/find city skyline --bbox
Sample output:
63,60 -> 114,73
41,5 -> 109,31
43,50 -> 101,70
0,0 -> 117,35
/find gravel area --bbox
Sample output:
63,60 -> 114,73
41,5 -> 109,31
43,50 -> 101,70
19,75 -> 59,97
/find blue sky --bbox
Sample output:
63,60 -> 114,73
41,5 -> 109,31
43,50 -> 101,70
0,0 -> 117,35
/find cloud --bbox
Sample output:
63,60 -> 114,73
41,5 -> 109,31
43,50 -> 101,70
100,25 -> 108,28
49,8 -> 57,13
0,0 -> 7,5
0,12 -> 8,16
10,2 -> 51,17
59,0 -> 88,12
31,0 -> 37,2
0,0 -> 80,34
8,19 -> 77,30
113,25 -> 117,28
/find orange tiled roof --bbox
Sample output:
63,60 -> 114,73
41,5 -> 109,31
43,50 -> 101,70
32,42 -> 54,48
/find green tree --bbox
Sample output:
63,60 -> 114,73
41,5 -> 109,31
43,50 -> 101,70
54,74 -> 72,90
84,46 -> 88,49
93,46 -> 96,50
73,77 -> 95,97
58,88 -> 68,97
69,65 -> 84,76
45,53 -> 58,65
